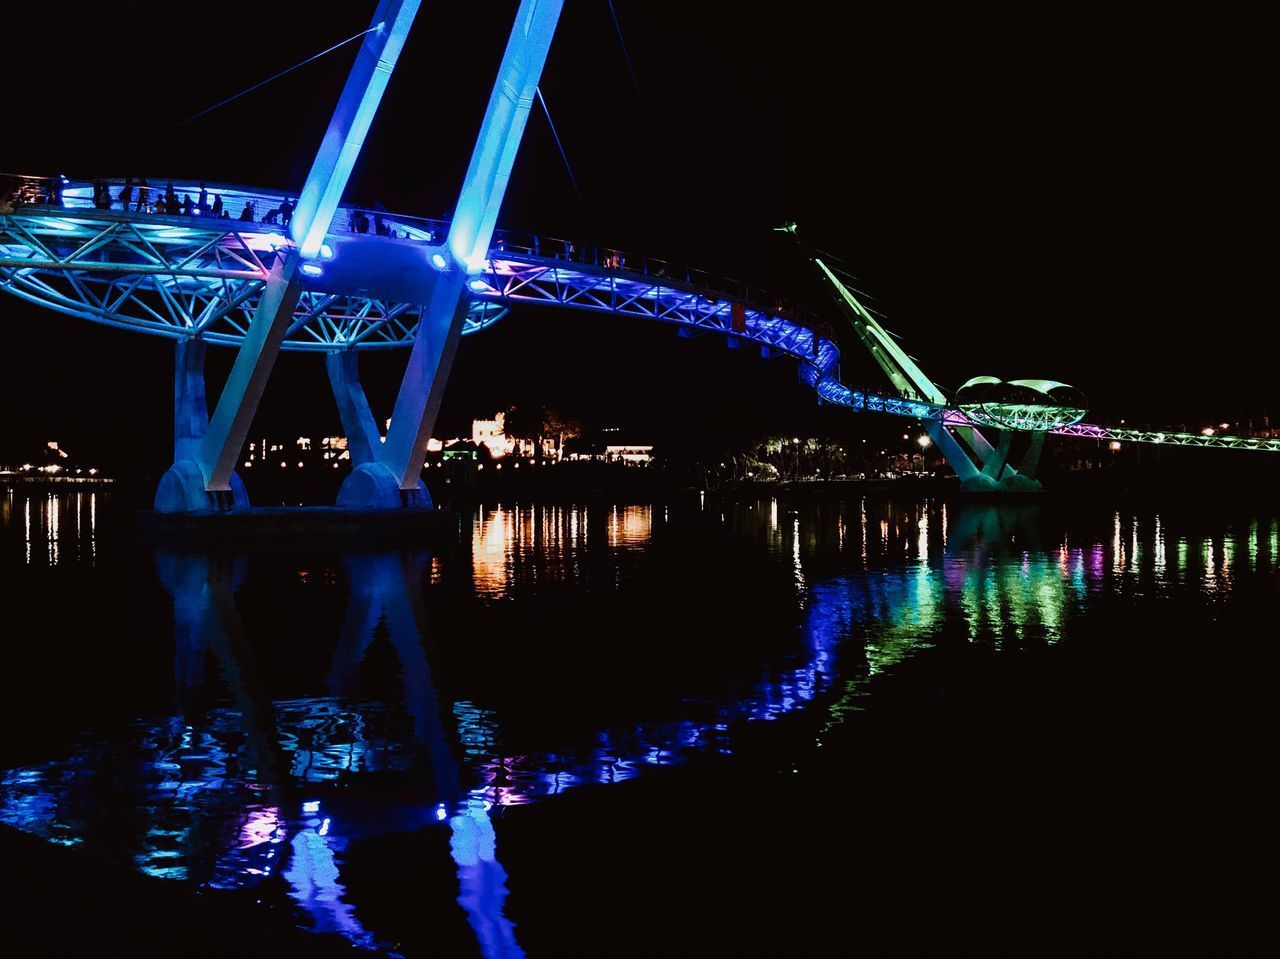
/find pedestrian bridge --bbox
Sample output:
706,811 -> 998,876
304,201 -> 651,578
0,177 -> 836,368
6,179 -> 1277,462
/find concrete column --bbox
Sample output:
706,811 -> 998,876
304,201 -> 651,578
173,338 -> 208,463
381,274 -> 469,491
155,336 -> 251,512
325,350 -> 384,466
200,255 -> 303,490
926,421 -> 986,488
981,430 -> 1015,482
368,0 -> 563,507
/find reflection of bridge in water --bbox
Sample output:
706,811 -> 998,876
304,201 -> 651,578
5,0 -> 1274,514
4,491 -> 1278,953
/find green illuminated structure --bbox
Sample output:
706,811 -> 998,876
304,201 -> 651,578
782,223 -> 1277,490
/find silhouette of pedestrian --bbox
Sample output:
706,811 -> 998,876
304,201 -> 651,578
211,194 -> 223,218
118,176 -> 133,211
198,183 -> 209,215
165,183 -> 178,212
182,194 -> 195,216
239,202 -> 255,221
136,178 -> 150,212
280,198 -> 294,226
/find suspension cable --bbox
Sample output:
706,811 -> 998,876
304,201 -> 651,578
536,86 -> 583,199
606,0 -> 643,102
165,24 -> 381,133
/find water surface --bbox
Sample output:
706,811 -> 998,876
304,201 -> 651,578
1,488 -> 1275,954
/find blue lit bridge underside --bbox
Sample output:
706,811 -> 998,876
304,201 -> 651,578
6,189 -> 1278,461
0,189 -> 833,366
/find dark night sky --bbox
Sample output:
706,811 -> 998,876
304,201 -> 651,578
3,0 -> 1277,472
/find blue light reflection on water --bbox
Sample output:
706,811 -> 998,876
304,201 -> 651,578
2,495 -> 1278,955
0,531 -> 850,957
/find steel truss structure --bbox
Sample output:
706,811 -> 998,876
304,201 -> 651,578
0,181 -> 842,374
1052,422 -> 1280,452
3,180 -> 1277,459
0,206 -> 505,349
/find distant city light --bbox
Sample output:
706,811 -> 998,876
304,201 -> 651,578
1109,441 -> 1122,450
917,435 -> 931,447
1201,427 -> 1215,436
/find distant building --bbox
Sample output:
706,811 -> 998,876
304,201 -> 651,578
472,413 -> 515,459
604,444 -> 654,465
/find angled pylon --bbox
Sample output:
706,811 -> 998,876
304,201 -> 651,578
156,0 -> 422,511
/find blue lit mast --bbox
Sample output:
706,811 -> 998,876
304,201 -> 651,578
157,0 -> 423,510
374,0 -> 565,504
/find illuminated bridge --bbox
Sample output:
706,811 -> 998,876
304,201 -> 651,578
2,0 -> 1274,510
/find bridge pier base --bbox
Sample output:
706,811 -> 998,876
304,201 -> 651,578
928,420 -> 1044,492
325,348 -> 431,509
155,338 -> 249,512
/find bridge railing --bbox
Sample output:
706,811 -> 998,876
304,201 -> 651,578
3,173 -> 808,320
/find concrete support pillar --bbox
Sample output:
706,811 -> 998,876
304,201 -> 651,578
381,274 -> 469,491
981,430 -> 1014,482
926,420 -> 987,488
956,425 -> 998,467
325,350 -> 383,466
155,337 -> 251,512
1019,431 -> 1048,480
328,343 -> 430,510
173,337 -> 208,464
367,0 -> 564,507
201,255 -> 304,490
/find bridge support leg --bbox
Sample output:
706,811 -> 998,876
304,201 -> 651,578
369,0 -> 563,507
939,423 -> 1044,492
1019,431 -> 1047,480
376,276 -> 470,503
981,430 -> 1014,483
155,338 -> 250,512
326,348 -> 432,509
926,421 -> 991,490
202,257 -> 304,490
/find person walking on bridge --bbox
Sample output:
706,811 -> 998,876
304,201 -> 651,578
135,178 -> 149,212
118,177 -> 133,212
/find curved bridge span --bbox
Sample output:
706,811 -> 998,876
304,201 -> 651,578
5,179 -> 1279,502
4,0 -> 1272,516
0,178 -> 838,370
6,181 -> 1280,470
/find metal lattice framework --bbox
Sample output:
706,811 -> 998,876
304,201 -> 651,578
0,205 -> 505,349
0,178 -> 841,371
3,178 -> 1278,457
1052,422 -> 1280,452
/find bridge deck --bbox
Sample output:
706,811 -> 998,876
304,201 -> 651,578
5,176 -> 1279,454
